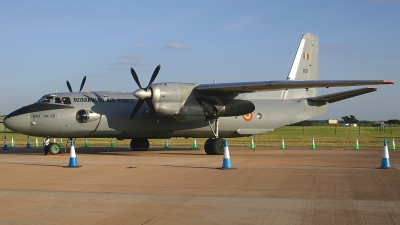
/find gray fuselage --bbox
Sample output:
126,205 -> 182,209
3,91 -> 327,139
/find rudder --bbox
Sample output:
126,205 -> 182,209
282,33 -> 319,99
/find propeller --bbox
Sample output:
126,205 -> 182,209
66,81 -> 73,92
79,76 -> 87,92
130,65 -> 161,121
66,76 -> 87,92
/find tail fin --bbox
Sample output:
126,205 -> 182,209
282,33 -> 319,99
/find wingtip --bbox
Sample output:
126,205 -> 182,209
383,80 -> 394,84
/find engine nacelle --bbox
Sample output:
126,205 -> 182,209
149,83 -> 255,122
150,83 -> 186,116
76,109 -> 101,123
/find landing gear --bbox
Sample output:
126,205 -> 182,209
43,137 -> 62,155
48,142 -> 61,155
204,138 -> 225,155
130,138 -> 149,151
203,118 -> 225,155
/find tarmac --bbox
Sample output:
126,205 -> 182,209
0,145 -> 399,225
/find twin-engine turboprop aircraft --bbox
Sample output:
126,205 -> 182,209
3,33 -> 393,155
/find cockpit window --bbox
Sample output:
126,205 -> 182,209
61,97 -> 71,104
37,95 -> 54,103
36,95 -> 71,105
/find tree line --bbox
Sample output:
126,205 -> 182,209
290,115 -> 400,126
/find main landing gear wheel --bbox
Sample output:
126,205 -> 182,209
48,142 -> 61,155
204,138 -> 225,155
130,138 -> 149,151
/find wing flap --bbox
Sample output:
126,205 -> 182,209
308,87 -> 377,103
194,80 -> 393,95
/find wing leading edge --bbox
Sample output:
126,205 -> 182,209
194,80 -> 393,95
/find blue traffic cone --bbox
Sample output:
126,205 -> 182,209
221,140 -> 234,169
26,136 -> 31,148
2,136 -> 9,150
380,139 -> 391,169
68,140 -> 79,167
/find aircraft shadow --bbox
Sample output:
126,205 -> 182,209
0,146 -> 202,156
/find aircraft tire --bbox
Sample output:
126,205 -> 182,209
204,139 -> 212,155
130,138 -> 149,151
48,143 -> 61,155
204,138 -> 224,155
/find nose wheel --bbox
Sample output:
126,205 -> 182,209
43,137 -> 61,155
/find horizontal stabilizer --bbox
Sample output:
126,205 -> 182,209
308,87 -> 377,103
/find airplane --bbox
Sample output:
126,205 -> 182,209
3,33 -> 394,155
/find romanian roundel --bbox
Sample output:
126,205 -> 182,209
243,113 -> 253,121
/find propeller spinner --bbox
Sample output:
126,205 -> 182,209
66,76 -> 87,92
130,65 -> 161,121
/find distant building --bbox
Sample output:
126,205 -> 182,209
341,123 -> 358,127
372,121 -> 385,127
326,119 -> 338,124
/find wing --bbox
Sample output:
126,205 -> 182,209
194,80 -> 393,95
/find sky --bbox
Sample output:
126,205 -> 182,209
1,0 -> 399,121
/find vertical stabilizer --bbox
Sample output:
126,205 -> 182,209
282,33 -> 319,99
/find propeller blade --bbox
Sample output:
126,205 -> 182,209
66,81 -> 73,92
145,98 -> 158,122
130,100 -> 144,120
146,65 -> 161,91
130,67 -> 142,89
79,76 -> 87,92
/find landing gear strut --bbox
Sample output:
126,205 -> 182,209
204,118 -> 225,155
